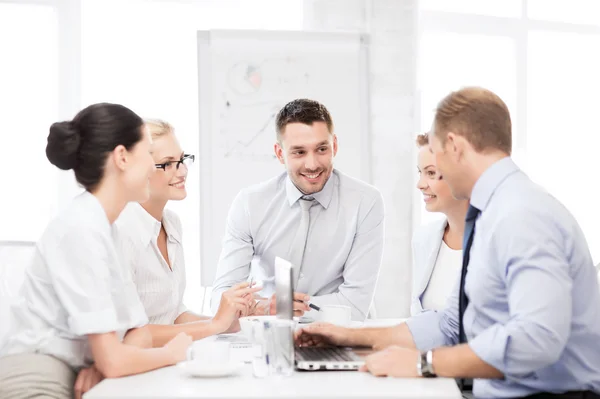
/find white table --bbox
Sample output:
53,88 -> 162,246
85,319 -> 462,399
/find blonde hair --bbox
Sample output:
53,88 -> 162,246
144,118 -> 174,139
434,87 -> 512,155
416,133 -> 429,148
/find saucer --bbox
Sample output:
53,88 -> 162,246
177,360 -> 243,378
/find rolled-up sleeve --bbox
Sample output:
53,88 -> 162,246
309,191 -> 385,321
406,272 -> 460,350
468,211 -> 572,377
210,190 -> 255,313
46,229 -> 119,336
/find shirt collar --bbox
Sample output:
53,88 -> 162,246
162,210 -> 182,244
470,157 -> 519,212
130,203 -> 181,244
285,170 -> 337,209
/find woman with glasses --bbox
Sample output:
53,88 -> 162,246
113,119 -> 259,347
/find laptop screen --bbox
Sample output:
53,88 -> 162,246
274,256 -> 294,320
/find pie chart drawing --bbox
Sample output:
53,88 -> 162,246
227,62 -> 263,95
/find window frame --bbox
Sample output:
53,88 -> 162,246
415,0 -> 600,232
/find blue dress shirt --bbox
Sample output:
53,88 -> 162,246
406,157 -> 600,398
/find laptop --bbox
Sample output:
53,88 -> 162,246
274,257 -> 365,371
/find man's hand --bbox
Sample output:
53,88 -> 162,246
252,292 -> 310,316
74,364 -> 104,399
213,282 -> 261,333
294,322 -> 355,347
359,346 -> 420,377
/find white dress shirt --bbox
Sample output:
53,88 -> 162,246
0,192 -> 148,370
420,241 -> 462,311
210,169 -> 385,321
113,203 -> 187,325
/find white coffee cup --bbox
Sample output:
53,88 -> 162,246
187,340 -> 230,365
318,305 -> 351,326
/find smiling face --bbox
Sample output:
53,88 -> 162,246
416,144 -> 458,213
148,130 -> 189,203
274,121 -> 337,195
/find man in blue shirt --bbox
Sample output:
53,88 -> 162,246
295,87 -> 600,398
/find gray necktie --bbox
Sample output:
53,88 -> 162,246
288,197 -> 315,288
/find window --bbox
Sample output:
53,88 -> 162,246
420,0 -> 522,18
417,31 -> 517,226
527,31 -> 600,261
0,4 -> 59,241
419,1 -> 600,263
528,0 -> 600,25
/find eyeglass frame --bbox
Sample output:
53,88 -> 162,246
155,153 -> 195,171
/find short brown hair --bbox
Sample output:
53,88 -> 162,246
275,99 -> 333,140
433,87 -> 512,154
416,133 -> 429,147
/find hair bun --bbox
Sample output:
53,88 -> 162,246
46,121 -> 81,170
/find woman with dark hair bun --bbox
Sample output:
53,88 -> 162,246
0,103 -> 192,399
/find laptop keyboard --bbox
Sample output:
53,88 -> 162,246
295,347 -> 357,362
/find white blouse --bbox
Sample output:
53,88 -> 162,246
421,241 -> 463,311
0,192 -> 148,370
113,203 -> 187,325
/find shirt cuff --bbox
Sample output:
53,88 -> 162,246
405,310 -> 449,351
68,309 -> 119,336
468,323 -> 508,373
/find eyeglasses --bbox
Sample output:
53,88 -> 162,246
155,154 -> 195,172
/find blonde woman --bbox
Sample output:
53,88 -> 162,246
411,133 -> 469,315
113,119 -> 258,347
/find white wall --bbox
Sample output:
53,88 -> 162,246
304,0 -> 418,317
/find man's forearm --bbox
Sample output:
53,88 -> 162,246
432,344 -> 503,379
349,323 -> 417,349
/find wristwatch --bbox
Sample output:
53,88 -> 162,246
417,350 -> 437,378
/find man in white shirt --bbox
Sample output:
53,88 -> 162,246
211,99 -> 385,321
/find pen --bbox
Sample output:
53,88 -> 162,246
308,302 -> 321,312
294,299 -> 321,311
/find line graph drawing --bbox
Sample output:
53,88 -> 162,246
223,109 -> 277,158
215,56 -> 313,161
